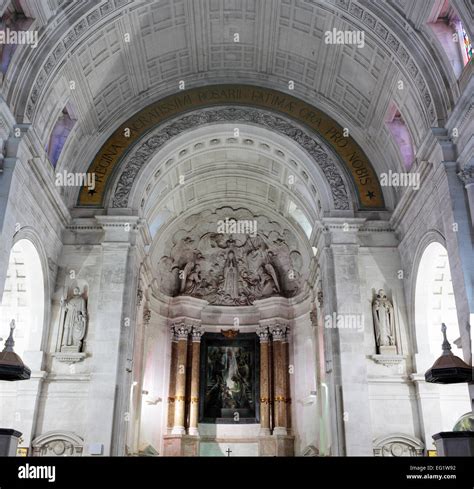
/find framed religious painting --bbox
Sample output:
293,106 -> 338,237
199,332 -> 260,424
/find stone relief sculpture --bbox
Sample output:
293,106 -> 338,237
58,286 -> 88,353
156,208 -> 306,306
373,434 -> 424,457
372,289 -> 396,354
32,431 -> 84,457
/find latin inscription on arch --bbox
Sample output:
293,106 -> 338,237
78,85 -> 384,209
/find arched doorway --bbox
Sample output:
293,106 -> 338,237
413,241 -> 471,443
0,238 -> 46,450
0,239 -> 45,358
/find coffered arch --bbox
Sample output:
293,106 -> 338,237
105,122 -> 356,249
2,0 -> 462,208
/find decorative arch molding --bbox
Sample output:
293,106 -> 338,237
77,85 -> 385,210
373,433 -> 424,456
124,124 -> 334,219
108,107 -> 352,211
31,431 -> 84,457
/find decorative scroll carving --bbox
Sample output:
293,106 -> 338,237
137,287 -> 144,305
373,434 -> 424,457
143,309 -> 151,326
31,431 -> 84,457
112,107 -> 350,210
156,208 -> 305,305
221,329 -> 239,339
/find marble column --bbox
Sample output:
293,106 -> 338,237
188,325 -> 203,436
172,323 -> 190,435
166,327 -> 179,433
271,323 -> 288,436
283,331 -> 291,432
257,326 -> 271,436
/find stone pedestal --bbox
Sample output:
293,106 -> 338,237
379,345 -> 397,356
258,434 -> 294,456
433,432 -> 474,456
0,428 -> 22,456
163,434 -> 200,456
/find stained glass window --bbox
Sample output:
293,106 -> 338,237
462,27 -> 472,61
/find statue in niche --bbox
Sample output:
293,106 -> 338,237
59,287 -> 88,353
372,289 -> 396,353
223,250 -> 239,298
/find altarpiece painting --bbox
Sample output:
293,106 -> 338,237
199,333 -> 260,423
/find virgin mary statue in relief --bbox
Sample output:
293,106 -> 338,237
223,250 -> 239,298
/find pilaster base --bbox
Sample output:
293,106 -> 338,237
258,435 -> 294,456
163,435 -> 200,456
171,426 -> 186,435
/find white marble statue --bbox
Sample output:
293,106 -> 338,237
59,287 -> 88,352
372,289 -> 396,350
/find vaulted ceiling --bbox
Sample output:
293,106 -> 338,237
2,0 -> 471,212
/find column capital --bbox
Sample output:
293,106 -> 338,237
170,321 -> 191,340
270,322 -> 289,341
191,325 -> 204,342
458,166 -> 474,187
256,325 -> 270,343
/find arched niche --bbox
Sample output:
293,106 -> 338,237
414,241 -> 460,371
0,238 -> 45,366
413,240 -> 471,432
